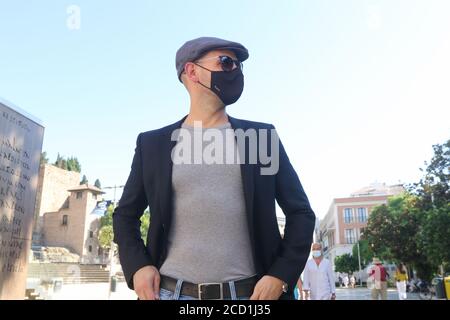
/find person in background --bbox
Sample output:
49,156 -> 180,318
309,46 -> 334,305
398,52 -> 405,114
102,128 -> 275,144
343,274 -> 349,288
368,257 -> 389,300
350,275 -> 356,288
395,263 -> 408,300
302,243 -> 336,300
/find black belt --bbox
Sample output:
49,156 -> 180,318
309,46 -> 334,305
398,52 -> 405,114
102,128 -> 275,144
160,275 -> 257,300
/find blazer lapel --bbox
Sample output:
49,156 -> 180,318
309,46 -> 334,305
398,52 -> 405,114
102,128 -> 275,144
158,115 -> 188,228
228,115 -> 255,247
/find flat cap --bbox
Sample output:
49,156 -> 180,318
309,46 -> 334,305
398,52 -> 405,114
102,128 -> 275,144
176,36 -> 249,82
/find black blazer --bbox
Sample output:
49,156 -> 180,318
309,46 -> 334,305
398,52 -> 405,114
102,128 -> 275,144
113,115 -> 316,299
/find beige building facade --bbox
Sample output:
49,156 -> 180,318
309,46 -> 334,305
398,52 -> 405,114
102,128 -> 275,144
319,183 -> 404,270
33,164 -> 107,264
42,185 -> 105,264
33,164 -> 80,242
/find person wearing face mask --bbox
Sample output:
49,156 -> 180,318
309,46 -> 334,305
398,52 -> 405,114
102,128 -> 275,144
113,37 -> 316,300
302,243 -> 336,300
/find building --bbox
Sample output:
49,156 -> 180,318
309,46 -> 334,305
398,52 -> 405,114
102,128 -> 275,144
33,164 -> 109,264
42,184 -> 106,264
33,164 -> 81,244
319,183 -> 404,271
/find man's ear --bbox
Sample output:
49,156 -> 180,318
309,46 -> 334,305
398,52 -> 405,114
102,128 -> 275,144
184,62 -> 199,83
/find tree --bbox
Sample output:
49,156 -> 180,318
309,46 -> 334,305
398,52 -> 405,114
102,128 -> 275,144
140,211 -> 150,245
98,205 -> 150,248
351,239 -> 373,269
99,225 -> 113,249
40,152 -> 49,165
53,154 -> 81,172
364,140 -> 450,280
334,254 -> 358,274
80,175 -> 88,185
54,153 -> 67,170
363,194 -> 430,276
94,179 -> 102,189
66,156 -> 81,172
416,204 -> 450,272
409,139 -> 450,276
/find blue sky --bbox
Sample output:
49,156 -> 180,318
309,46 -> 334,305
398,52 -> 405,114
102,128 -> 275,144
1,0 -> 449,217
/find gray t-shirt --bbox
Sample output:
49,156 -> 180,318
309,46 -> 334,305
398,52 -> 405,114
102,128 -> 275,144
159,122 -> 256,283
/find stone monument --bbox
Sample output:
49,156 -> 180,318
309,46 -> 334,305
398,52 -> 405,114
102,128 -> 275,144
0,98 -> 44,299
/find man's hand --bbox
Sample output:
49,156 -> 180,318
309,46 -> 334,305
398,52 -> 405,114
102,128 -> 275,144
133,265 -> 160,300
250,275 -> 284,300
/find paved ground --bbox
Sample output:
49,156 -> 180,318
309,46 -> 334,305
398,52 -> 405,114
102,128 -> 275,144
46,282 -> 431,300
48,281 -> 137,300
335,287 -> 421,300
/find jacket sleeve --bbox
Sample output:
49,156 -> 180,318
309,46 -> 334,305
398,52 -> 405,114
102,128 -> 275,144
267,126 -> 316,291
113,133 -> 153,289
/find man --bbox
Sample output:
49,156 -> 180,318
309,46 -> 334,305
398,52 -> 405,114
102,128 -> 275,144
113,36 -> 316,300
302,243 -> 336,300
368,257 -> 389,300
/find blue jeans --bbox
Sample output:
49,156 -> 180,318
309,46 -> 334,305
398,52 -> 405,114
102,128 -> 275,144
159,279 -> 250,300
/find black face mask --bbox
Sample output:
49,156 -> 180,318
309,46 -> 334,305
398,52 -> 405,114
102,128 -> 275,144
195,64 -> 244,105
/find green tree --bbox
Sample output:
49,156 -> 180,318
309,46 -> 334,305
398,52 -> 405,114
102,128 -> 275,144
363,140 -> 450,280
140,211 -> 150,245
351,239 -> 373,269
80,175 -> 88,185
53,154 -> 81,172
94,179 -> 102,189
416,204 -> 450,272
334,253 -> 358,274
411,139 -> 450,209
54,153 -> 67,170
364,194 -> 431,278
40,152 -> 49,165
99,225 -> 113,249
66,156 -> 81,172
98,205 -> 150,248
408,139 -> 450,276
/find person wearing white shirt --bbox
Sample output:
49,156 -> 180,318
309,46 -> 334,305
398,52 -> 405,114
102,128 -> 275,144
302,243 -> 336,300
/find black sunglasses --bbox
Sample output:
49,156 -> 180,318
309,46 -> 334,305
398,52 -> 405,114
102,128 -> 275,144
195,55 -> 243,72
217,55 -> 243,72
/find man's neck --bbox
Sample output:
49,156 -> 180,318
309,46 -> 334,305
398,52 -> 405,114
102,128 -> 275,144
313,257 -> 323,265
184,101 -> 229,128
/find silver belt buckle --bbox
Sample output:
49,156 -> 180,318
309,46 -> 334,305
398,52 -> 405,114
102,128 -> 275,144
198,283 -> 223,300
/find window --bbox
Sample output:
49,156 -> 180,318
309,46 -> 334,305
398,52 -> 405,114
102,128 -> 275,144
329,231 -> 335,248
76,192 -> 83,199
345,229 -> 356,244
62,215 -> 68,226
89,231 -> 93,238
88,245 -> 92,253
92,194 -> 97,200
344,208 -> 353,223
358,207 -> 367,223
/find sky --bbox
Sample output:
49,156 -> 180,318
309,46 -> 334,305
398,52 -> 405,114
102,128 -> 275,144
1,0 -> 449,218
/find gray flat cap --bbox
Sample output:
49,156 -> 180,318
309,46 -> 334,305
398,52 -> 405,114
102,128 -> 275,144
176,36 -> 249,82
